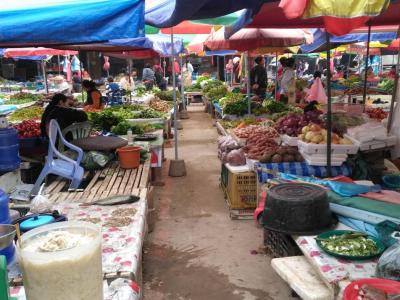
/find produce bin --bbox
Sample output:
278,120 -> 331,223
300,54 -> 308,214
264,229 -> 302,258
225,170 -> 257,209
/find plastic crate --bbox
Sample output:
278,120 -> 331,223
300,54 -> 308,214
226,170 -> 257,209
297,140 -> 359,155
264,229 -> 302,258
220,164 -> 229,189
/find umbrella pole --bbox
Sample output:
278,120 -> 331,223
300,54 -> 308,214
387,46 -> 400,133
275,51 -> 278,100
58,55 -> 61,75
326,34 -> 332,177
168,29 -> 186,177
79,52 -> 84,102
362,24 -> 372,106
180,56 -> 186,111
128,58 -> 133,103
246,51 -> 251,115
42,60 -> 48,94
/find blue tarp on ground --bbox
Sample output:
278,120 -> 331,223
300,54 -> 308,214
301,29 -> 398,53
0,0 -> 145,47
145,0 -> 264,28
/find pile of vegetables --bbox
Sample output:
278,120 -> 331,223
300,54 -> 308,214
154,90 -> 181,102
378,79 -> 394,93
111,121 -> 145,135
366,107 -> 388,121
133,86 -> 147,97
318,232 -> 379,257
75,92 -> 87,102
149,99 -> 172,113
205,85 -> 228,100
202,79 -> 224,94
8,106 -> 44,122
14,119 -> 41,138
132,108 -> 164,119
243,134 -> 278,160
89,110 -> 123,131
262,99 -> 288,114
219,92 -> 247,116
259,146 -> 304,163
233,125 -> 279,140
8,92 -> 43,104
299,123 -> 352,145
322,112 -> 365,136
220,117 -> 261,129
275,111 -> 322,137
217,136 -> 241,163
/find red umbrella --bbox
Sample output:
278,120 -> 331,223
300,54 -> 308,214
205,27 -> 311,51
388,38 -> 400,51
186,34 -> 209,53
160,21 -> 214,34
3,47 -> 77,57
243,1 -> 400,36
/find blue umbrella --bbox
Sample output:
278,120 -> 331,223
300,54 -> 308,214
0,0 -> 145,47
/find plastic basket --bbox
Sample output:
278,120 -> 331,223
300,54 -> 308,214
263,229 -> 302,258
220,164 -> 229,189
226,170 -> 257,209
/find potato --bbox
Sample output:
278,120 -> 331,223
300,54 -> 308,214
283,154 -> 295,162
305,131 -> 314,142
295,153 -> 304,162
302,126 -> 310,134
271,154 -> 282,163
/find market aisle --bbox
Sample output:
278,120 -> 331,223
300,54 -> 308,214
143,105 -> 291,300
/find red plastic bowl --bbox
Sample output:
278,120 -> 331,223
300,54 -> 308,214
344,278 -> 400,300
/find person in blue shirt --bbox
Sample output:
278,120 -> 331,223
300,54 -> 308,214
105,77 -> 120,97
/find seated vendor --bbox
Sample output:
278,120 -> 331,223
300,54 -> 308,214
40,93 -> 88,137
82,80 -> 104,110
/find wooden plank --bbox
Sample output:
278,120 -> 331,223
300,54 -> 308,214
81,167 -> 109,201
118,169 -> 131,195
45,177 -> 63,194
109,168 -> 124,196
139,160 -> 150,189
99,164 -> 120,199
125,166 -> 138,194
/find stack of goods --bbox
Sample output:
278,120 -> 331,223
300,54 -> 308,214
298,124 -> 357,166
275,111 -> 322,146
232,125 -> 278,140
217,136 -> 245,165
345,122 -> 396,151
13,120 -> 41,138
258,146 -> 304,163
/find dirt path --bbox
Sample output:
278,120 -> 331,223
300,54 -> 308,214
143,105 -> 291,300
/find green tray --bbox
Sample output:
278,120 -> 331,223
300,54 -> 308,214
316,230 -> 386,260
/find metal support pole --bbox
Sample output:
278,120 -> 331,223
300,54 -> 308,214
41,60 -> 48,93
171,30 -> 179,160
57,55 -> 61,75
246,52 -> 251,115
180,56 -> 186,110
387,47 -> 400,133
326,34 -> 332,176
275,51 -> 278,100
362,24 -> 372,105
128,58 -> 133,103
79,52 -> 84,102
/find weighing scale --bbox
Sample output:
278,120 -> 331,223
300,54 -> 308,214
0,256 -> 16,300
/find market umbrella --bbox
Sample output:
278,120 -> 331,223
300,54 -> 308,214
388,39 -> 400,51
0,0 -> 145,47
3,48 -> 77,57
229,1 -> 400,36
205,27 -> 312,52
186,35 -> 210,54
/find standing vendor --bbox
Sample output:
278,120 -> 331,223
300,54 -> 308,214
250,56 -> 267,98
82,80 -> 104,110
40,93 -> 88,137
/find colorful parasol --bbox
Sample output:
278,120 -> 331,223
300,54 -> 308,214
3,47 -> 77,57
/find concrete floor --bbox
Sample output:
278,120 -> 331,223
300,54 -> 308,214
143,105 -> 291,300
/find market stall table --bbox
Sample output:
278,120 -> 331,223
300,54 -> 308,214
184,91 -> 203,105
71,135 -> 128,151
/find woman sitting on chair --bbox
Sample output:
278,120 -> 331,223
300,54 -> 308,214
82,80 -> 104,110
40,93 -> 88,138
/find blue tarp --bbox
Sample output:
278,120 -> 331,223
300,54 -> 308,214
145,0 -> 264,28
301,29 -> 397,53
0,0 -> 145,47
204,50 -> 237,56
148,34 -> 184,56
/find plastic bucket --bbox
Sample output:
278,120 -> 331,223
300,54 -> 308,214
116,146 -> 141,169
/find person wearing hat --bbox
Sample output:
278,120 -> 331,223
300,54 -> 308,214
54,75 -> 71,94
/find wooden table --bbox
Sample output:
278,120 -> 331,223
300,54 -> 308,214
45,159 -> 150,203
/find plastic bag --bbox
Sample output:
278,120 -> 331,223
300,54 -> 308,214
30,184 -> 52,213
82,151 -> 113,170
376,242 -> 400,281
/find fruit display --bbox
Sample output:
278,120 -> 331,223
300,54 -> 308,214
8,92 -> 43,104
259,145 -> 304,163
275,111 -> 323,137
233,125 -> 279,140
14,119 -> 41,138
243,134 -> 278,160
8,106 -> 44,122
299,124 -> 353,145
149,99 -> 172,113
366,107 -> 388,121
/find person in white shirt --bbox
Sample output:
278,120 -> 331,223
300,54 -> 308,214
53,75 -> 71,94
181,60 -> 194,87
279,57 -> 295,103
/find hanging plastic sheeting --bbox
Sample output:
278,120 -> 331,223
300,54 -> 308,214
205,27 -> 312,52
145,0 -> 264,28
301,29 -> 398,53
3,48 -> 77,57
228,1 -> 400,36
55,37 -> 152,51
0,0 -> 145,47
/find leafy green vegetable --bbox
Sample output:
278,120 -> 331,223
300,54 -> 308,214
319,233 -> 379,257
134,85 -> 147,97
8,106 -> 44,121
111,121 -> 145,135
378,79 -> 394,93
154,89 -> 181,101
8,92 -> 43,104
89,110 -> 123,131
205,85 -> 228,100
202,79 -> 224,94
262,99 -> 288,114
132,108 -> 165,119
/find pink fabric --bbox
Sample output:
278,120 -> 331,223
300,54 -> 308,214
307,78 -> 327,104
360,190 -> 400,205
279,0 -> 308,19
4,47 -> 77,57
205,27 -> 309,51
